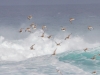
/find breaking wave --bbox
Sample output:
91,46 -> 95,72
0,29 -> 99,61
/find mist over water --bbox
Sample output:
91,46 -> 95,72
0,4 -> 100,75
0,5 -> 100,43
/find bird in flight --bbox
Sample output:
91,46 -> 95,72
92,71 -> 96,74
42,25 -> 47,31
88,26 -> 94,31
30,44 -> 35,50
61,26 -> 66,31
27,15 -> 32,20
25,27 -> 32,33
56,67 -> 63,75
83,48 -> 88,52
52,48 -> 57,56
65,33 -> 72,40
47,35 -> 52,39
55,41 -> 62,46
19,28 -> 24,33
69,18 -> 75,24
40,32 -> 45,38
91,55 -> 96,60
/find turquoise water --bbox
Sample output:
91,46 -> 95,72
0,48 -> 100,75
58,48 -> 100,74
0,4 -> 100,75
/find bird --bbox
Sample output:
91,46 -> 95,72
69,18 -> 75,24
30,23 -> 37,30
30,23 -> 35,28
98,53 -> 100,56
56,68 -> 63,75
65,33 -> 72,40
83,48 -> 88,52
25,27 -> 31,33
40,32 -> 45,38
55,41 -> 62,46
61,26 -> 66,31
42,25 -> 47,31
52,48 -> 57,56
91,55 -> 96,60
88,26 -> 94,31
92,71 -> 96,74
31,24 -> 37,30
27,15 -> 32,20
30,44 -> 35,50
47,35 -> 52,39
19,28 -> 24,33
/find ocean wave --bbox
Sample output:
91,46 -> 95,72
0,55 -> 93,75
0,29 -> 99,61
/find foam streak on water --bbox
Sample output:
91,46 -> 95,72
0,55 -> 93,75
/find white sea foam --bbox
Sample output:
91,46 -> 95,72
0,56 -> 93,75
0,29 -> 99,61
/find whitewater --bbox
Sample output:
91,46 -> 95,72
0,29 -> 100,61
0,4 -> 100,75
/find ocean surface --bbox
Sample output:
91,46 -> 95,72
0,4 -> 100,75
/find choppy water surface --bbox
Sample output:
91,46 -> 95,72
0,4 -> 100,75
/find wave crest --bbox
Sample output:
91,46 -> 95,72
0,29 -> 99,61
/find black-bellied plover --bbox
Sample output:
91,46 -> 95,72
30,44 -> 35,50
69,18 -> 75,24
27,15 -> 32,20
65,33 -> 72,40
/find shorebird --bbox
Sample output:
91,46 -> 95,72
92,71 -> 96,74
47,35 -> 52,39
56,68 -> 63,75
61,26 -> 66,31
88,26 -> 94,31
33,25 -> 37,30
19,28 -> 24,33
83,48 -> 88,52
52,48 -> 57,56
55,41 -> 62,46
30,44 -> 35,50
69,18 -> 75,24
91,55 -> 96,60
27,15 -> 32,20
42,25 -> 47,31
30,23 -> 35,28
65,33 -> 72,40
30,24 -> 37,30
40,32 -> 45,37
98,53 -> 100,56
25,27 -> 31,33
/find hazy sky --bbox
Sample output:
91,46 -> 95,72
0,0 -> 100,5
